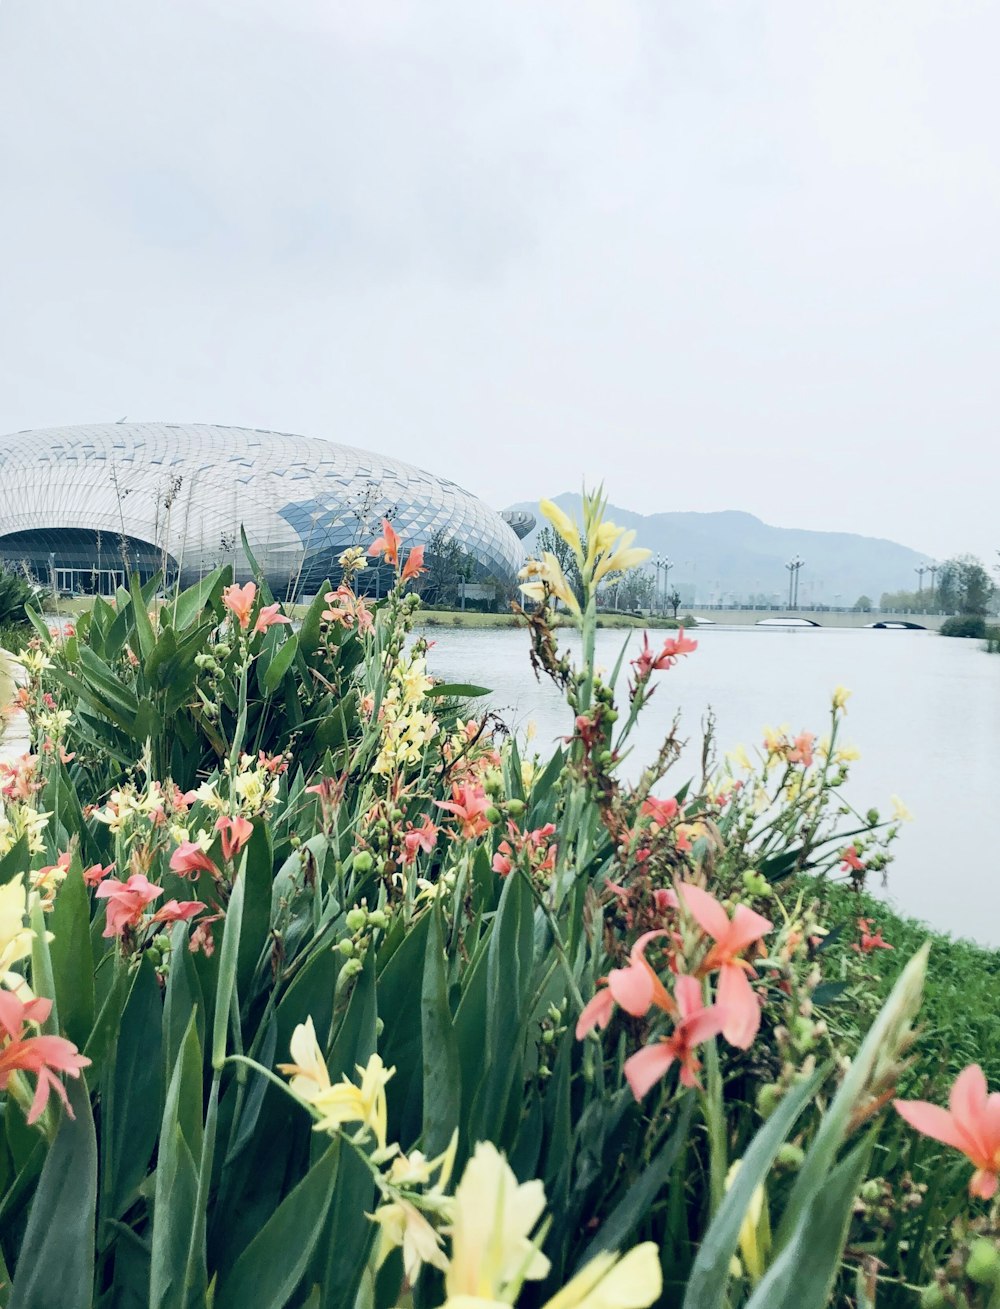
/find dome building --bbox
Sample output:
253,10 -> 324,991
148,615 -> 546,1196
0,423 -> 524,598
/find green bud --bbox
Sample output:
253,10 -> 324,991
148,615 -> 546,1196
867,809 -> 879,825
341,956 -> 363,980
353,851 -> 373,873
485,807 -> 501,824
337,938 -> 356,957
541,1028 -> 555,1045
390,808 -> 403,822
605,709 -> 618,723
213,643 -> 232,659
507,799 -> 525,818
966,1239 -> 1000,1286
918,1284 -> 948,1309
775,1143 -> 805,1169
598,750 -> 613,765
375,1017 -> 384,1037
368,909 -> 389,930
345,907 -> 367,933
756,1083 -> 783,1119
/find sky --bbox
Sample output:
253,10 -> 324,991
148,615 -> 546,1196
1,1 -> 998,565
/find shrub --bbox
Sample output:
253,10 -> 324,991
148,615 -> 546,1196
940,615 -> 987,638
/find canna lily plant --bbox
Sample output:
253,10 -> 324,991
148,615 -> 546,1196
0,493 -> 966,1309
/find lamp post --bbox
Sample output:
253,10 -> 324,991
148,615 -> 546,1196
915,564 -> 927,594
928,562 -> 938,611
785,555 -> 804,610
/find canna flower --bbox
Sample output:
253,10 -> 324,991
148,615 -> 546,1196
0,992 -> 91,1124
338,545 -> 368,578
444,1141 -> 550,1300
82,862 -> 114,887
539,498 -> 583,562
369,519 -> 401,567
853,918 -> 893,954
151,899 -> 206,925
541,1243 -> 662,1309
591,525 -> 651,585
624,974 -> 730,1097
787,731 -> 815,767
400,545 -> 426,582
833,685 -> 851,712
890,794 -> 913,823
279,1021 -> 394,1150
895,1065 -> 1000,1199
678,883 -> 772,1048
95,874 -> 163,938
33,851 -> 71,895
640,795 -> 679,831
215,815 -> 254,861
631,630 -> 698,681
519,553 -> 581,616
371,1198 -> 448,1283
223,582 -> 257,629
436,783 -> 491,840
840,846 -> 865,873
401,815 -> 438,866
0,875 -> 35,990
169,841 -> 220,879
253,602 -> 292,635
576,930 -> 676,1038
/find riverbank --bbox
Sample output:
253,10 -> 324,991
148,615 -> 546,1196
414,608 -> 684,630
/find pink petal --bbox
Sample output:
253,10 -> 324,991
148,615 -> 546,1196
971,1169 -> 999,1200
677,882 -> 730,943
722,904 -> 773,955
894,1100 -> 975,1155
576,988 -> 615,1039
608,962 -> 654,1017
681,1003 -> 731,1048
673,973 -> 704,1021
624,1043 -> 675,1101
717,963 -> 761,1049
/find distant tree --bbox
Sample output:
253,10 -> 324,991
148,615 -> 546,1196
419,529 -> 472,607
665,588 -> 682,618
604,569 -> 654,612
853,595 -> 872,612
935,555 -> 995,616
879,588 -> 924,612
0,564 -> 36,626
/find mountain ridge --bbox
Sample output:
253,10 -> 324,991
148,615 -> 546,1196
506,494 -> 931,605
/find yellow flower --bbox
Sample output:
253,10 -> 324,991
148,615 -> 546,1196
539,499 -> 583,563
0,874 -> 34,980
444,1142 -> 550,1301
832,686 -> 851,712
727,744 -> 753,773
519,553 -> 581,616
541,1243 -> 662,1309
372,1199 -> 449,1283
311,1053 -> 394,1149
890,794 -> 913,822
590,526 -> 651,585
835,745 -> 861,763
725,1161 -> 770,1285
277,1016 -> 332,1102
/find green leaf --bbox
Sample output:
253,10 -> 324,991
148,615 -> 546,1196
214,1143 -> 340,1309
170,565 -> 228,630
212,865 -> 246,1069
236,822 -> 274,999
682,1068 -> 824,1309
150,1016 -> 203,1309
47,865 -> 95,1049
263,632 -> 299,693
427,682 -> 491,698
297,583 -> 332,660
128,570 -> 158,660
744,1137 -> 873,1309
576,1096 -> 693,1267
421,907 -> 461,1157
105,956 -> 164,1220
10,1076 -> 97,1309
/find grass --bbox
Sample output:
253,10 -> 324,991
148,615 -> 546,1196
805,878 -> 1000,1090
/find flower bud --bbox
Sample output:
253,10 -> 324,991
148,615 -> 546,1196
507,799 -> 525,818
353,852 -> 373,873
485,807 -> 501,824
337,938 -> 356,957
341,956 -> 363,980
756,1083 -> 783,1119
775,1143 -> 804,1169
368,909 -> 388,930
966,1239 -> 1000,1286
345,908 -> 367,933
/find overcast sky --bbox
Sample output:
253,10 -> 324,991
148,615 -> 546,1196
1,2 -> 997,565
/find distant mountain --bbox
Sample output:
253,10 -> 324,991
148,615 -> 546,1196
505,495 -> 931,606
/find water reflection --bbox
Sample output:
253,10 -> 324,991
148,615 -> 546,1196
423,624 -> 1000,946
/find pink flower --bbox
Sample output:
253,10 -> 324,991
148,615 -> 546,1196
368,519 -> 401,567
436,783 -> 491,840
840,846 -> 865,873
401,545 -> 426,582
624,974 -> 730,1097
895,1065 -> 1000,1200
575,986 -> 616,1039
852,917 -> 893,954
631,630 -> 698,682
492,841 -> 514,877
322,586 -> 375,634
575,931 -> 675,1038
641,796 -> 679,831
402,816 -> 438,866
169,841 -> 219,879
215,815 -> 254,861
678,883 -> 772,1049
788,731 -> 815,767
83,862 -> 114,887
223,582 -> 257,629
0,993 -> 91,1124
95,874 -> 163,937
253,602 -> 292,635
151,899 -> 207,925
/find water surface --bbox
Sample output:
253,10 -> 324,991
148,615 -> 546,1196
423,625 -> 1000,946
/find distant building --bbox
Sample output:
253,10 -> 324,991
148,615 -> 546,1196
0,423 -> 524,597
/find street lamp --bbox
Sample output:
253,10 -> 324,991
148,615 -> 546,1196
785,555 -> 804,609
654,554 -> 672,615
915,564 -> 928,594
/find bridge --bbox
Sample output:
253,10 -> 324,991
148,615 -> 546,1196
682,607 -> 946,631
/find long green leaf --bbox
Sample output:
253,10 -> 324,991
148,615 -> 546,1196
150,1015 -> 203,1309
421,906 -> 461,1157
682,1067 -> 825,1309
215,1143 -> 340,1309
212,866 -> 246,1069
10,1076 -> 96,1309
47,864 -> 95,1049
263,632 -> 299,693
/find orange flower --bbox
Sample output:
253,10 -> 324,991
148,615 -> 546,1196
368,519 -> 401,567
223,582 -> 257,629
401,545 -> 426,582
215,815 -> 254,861
0,993 -> 90,1124
896,1065 -> 1000,1199
678,883 -> 772,1049
95,874 -> 163,937
169,841 -> 219,879
436,783 -> 491,839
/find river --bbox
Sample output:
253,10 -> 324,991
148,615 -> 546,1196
423,624 -> 1000,947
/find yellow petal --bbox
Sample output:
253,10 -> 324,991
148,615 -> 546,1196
539,499 -> 583,560
541,1243 -> 662,1309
